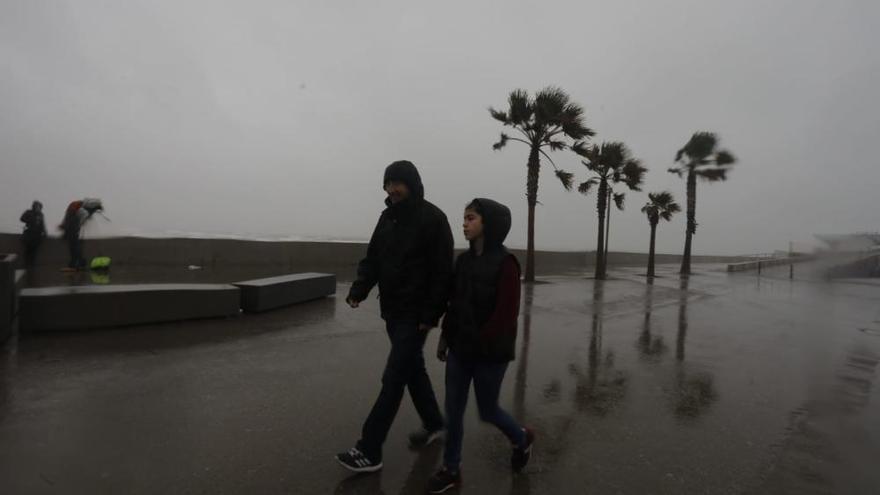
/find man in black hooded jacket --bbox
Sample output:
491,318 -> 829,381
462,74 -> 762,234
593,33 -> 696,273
336,160 -> 453,473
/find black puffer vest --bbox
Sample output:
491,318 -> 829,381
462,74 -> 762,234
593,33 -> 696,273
442,198 -> 518,362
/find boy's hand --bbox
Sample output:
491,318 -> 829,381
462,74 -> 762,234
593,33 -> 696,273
345,296 -> 359,308
437,337 -> 448,362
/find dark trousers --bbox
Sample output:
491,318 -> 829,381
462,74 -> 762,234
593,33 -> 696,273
357,320 -> 444,462
22,238 -> 41,267
443,351 -> 525,471
67,237 -> 85,269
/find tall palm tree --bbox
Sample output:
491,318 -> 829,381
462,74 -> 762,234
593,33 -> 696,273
641,191 -> 681,277
490,87 -> 594,282
669,132 -> 736,275
575,142 -> 647,279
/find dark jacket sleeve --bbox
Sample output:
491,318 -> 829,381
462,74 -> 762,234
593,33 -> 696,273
347,214 -> 383,302
419,212 -> 454,327
481,256 -> 521,339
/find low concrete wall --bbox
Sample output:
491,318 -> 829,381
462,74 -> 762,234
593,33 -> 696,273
0,233 -> 748,278
727,256 -> 814,273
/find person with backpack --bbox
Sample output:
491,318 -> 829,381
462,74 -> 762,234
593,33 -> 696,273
19,200 -> 47,268
59,198 -> 103,271
427,198 -> 534,494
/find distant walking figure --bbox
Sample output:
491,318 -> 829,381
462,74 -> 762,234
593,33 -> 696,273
336,160 -> 454,473
20,200 -> 47,267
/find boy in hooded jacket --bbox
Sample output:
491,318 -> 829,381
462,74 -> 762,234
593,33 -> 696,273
427,198 -> 535,494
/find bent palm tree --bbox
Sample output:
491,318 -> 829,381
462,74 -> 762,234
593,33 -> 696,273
490,87 -> 594,281
575,142 -> 646,279
641,191 -> 681,277
669,132 -> 736,275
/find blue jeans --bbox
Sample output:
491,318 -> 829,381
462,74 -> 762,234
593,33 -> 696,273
443,351 -> 525,471
356,320 -> 444,462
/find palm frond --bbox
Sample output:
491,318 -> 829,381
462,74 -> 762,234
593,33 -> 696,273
668,167 -> 685,178
715,149 -> 736,166
492,133 -> 509,151
697,168 -> 728,181
507,89 -> 532,126
489,108 -> 509,124
570,140 -> 590,157
547,140 -> 568,152
613,192 -> 626,210
582,159 -> 602,174
534,86 -> 569,122
621,159 -> 647,191
555,169 -> 574,191
601,142 -> 628,165
561,103 -> 594,140
674,147 -> 686,163
578,178 -> 599,195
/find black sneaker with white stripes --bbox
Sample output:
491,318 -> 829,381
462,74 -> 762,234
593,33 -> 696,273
426,467 -> 461,494
335,447 -> 383,473
408,427 -> 445,449
511,427 -> 535,473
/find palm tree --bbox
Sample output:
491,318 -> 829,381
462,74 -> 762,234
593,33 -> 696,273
575,142 -> 647,279
490,87 -> 595,282
669,132 -> 736,275
641,191 -> 681,277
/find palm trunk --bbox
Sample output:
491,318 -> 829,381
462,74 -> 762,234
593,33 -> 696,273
604,188 -> 611,275
647,221 -> 657,277
680,169 -> 697,275
525,146 -> 540,282
595,179 -> 608,279
676,277 -> 689,361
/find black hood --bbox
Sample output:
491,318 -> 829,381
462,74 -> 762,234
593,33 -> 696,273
383,160 -> 425,202
469,198 -> 511,252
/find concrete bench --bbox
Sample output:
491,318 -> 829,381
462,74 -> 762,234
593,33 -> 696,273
13,269 -> 25,318
20,284 -> 241,332
234,272 -> 336,313
0,254 -> 18,343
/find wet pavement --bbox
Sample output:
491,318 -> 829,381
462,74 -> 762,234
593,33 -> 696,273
1,262 -> 879,494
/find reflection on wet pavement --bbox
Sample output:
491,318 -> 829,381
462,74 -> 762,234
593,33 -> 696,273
1,262 -> 879,494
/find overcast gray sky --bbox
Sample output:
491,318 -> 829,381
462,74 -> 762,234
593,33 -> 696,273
2,0 -> 878,255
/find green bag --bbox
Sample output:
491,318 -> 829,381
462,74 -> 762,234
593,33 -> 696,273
90,256 -> 111,270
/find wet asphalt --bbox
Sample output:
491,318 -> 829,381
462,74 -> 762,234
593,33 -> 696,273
1,262 -> 878,494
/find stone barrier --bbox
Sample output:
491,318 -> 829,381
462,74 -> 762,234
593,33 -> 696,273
235,273 -> 335,313
20,284 -> 241,331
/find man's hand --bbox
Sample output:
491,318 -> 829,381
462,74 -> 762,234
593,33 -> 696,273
436,337 -> 448,362
346,296 -> 360,309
